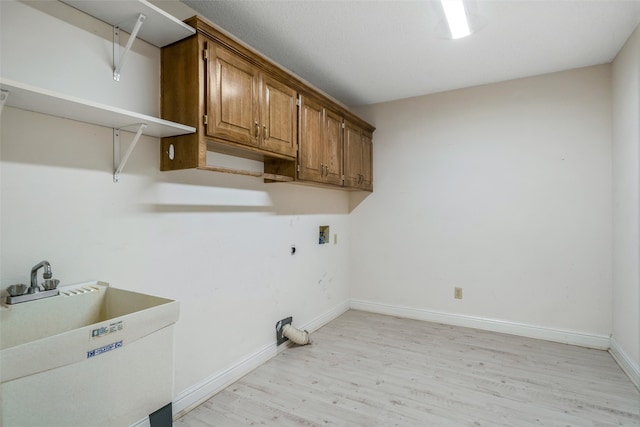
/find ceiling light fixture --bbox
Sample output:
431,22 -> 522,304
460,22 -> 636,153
441,0 -> 471,39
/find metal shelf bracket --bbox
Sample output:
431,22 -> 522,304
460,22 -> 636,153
0,89 -> 8,115
113,123 -> 147,183
113,13 -> 146,81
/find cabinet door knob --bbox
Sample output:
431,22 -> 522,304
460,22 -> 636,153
320,163 -> 325,177
255,121 -> 259,138
263,125 -> 268,140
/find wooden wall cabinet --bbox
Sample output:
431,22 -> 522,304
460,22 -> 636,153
160,18 -> 298,174
207,44 -> 297,158
344,120 -> 373,191
298,96 -> 343,186
161,16 -> 374,191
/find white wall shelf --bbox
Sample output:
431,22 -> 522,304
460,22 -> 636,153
60,0 -> 195,48
0,79 -> 195,138
61,0 -> 195,81
0,78 -> 195,182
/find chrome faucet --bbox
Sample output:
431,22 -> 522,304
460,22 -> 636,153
4,260 -> 59,304
30,260 -> 52,293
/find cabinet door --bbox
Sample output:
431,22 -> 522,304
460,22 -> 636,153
298,96 -> 324,182
344,121 -> 373,190
361,131 -> 373,190
207,44 -> 260,147
261,74 -> 297,158
324,109 -> 343,185
344,121 -> 363,188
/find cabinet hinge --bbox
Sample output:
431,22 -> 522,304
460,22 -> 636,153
296,164 -> 300,172
202,49 -> 208,60
342,123 -> 345,129
203,115 -> 208,125
296,97 -> 301,107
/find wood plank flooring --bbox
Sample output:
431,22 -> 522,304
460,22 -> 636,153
175,310 -> 640,426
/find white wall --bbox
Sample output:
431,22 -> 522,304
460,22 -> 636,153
350,65 -> 613,338
1,0 -> 350,403
612,24 -> 640,381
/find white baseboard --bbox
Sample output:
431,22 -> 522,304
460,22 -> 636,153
302,300 -> 350,333
129,417 -> 149,427
349,299 -> 611,350
172,340 -> 277,419
609,337 -> 640,391
172,300 -> 350,419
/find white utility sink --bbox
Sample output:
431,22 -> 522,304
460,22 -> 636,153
0,281 -> 179,427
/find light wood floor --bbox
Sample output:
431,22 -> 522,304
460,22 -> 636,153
176,310 -> 640,426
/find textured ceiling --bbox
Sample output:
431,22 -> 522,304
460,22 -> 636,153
181,0 -> 640,107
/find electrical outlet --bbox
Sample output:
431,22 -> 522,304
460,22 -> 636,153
319,226 -> 330,244
275,316 -> 292,345
454,287 -> 463,299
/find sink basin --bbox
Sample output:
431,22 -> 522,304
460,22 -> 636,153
1,281 -> 179,426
